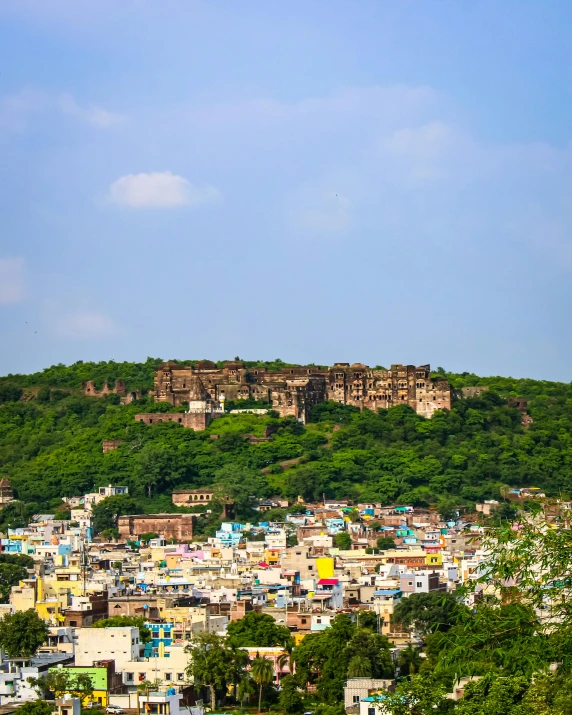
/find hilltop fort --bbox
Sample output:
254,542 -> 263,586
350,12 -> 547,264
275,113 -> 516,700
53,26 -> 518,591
136,360 -> 451,427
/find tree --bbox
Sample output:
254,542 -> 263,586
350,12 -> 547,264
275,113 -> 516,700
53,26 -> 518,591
454,674 -> 531,715
288,503 -> 308,515
226,612 -> 293,649
380,675 -> 451,715
291,615 -> 392,704
347,655 -> 372,678
138,532 -> 159,543
16,702 -> 53,715
279,675 -> 303,714
345,629 -> 394,679
430,602 -> 546,679
396,645 -> 423,676
334,532 -> 352,550
29,670 -> 94,701
92,495 -> 138,534
251,656 -> 275,713
101,528 -> 120,541
367,520 -> 383,532
436,495 -> 458,522
391,592 -> 467,636
238,674 -> 256,707
185,632 -> 247,711
356,610 -> 378,632
93,616 -> 151,643
376,536 -> 396,550
0,562 -> 29,603
0,609 -> 49,659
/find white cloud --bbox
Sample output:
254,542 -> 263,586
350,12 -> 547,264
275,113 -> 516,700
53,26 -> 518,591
0,258 -> 26,304
55,311 -> 117,339
59,94 -> 127,128
108,171 -> 220,208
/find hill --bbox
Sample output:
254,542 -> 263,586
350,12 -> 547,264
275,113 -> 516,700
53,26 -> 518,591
1,359 -> 572,531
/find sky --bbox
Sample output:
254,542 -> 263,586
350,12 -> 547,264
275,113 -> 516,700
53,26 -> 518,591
1,0 -> 572,380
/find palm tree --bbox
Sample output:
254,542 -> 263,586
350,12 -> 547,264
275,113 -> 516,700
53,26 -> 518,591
277,651 -> 291,676
347,655 -> 372,678
251,656 -> 274,713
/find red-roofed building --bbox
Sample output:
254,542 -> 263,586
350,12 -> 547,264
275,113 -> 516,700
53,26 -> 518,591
313,578 -> 343,610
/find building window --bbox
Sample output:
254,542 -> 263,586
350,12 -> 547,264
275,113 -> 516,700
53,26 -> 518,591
368,708 -> 376,715
177,673 -> 185,681
165,673 -> 172,681
126,673 -> 134,681
139,673 -> 146,681
353,696 -> 360,703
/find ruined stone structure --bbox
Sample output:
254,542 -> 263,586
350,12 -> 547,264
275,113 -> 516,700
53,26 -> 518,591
84,380 -> 142,405
0,477 -> 14,506
135,373 -> 223,431
151,360 -> 451,422
172,488 -> 214,506
117,513 -> 196,541
102,440 -> 124,453
461,386 -> 490,398
507,397 -> 533,428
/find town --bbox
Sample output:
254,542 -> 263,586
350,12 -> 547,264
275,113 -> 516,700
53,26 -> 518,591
0,475 -> 542,715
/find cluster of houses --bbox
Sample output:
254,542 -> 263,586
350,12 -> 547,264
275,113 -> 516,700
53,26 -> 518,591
0,483 -> 510,713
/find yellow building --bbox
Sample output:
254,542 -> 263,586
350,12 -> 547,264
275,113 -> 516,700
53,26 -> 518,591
425,552 -> 443,567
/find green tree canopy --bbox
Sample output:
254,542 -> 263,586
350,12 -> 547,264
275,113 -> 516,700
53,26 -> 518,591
392,592 -> 468,636
185,632 -> 248,711
278,675 -> 303,715
226,611 -> 293,649
334,532 -> 352,550
16,701 -> 54,715
0,609 -> 49,659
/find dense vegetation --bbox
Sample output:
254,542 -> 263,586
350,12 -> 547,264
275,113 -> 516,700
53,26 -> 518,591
2,359 -> 572,524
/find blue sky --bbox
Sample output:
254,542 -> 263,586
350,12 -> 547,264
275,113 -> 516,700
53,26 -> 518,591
1,0 -> 572,380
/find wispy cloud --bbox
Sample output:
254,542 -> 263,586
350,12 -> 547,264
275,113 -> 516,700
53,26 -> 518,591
0,258 -> 26,304
54,311 -> 117,339
186,85 -> 438,128
108,171 -> 220,208
59,93 -> 127,128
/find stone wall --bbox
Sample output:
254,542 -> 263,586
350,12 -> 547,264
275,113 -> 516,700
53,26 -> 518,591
117,514 -> 196,541
134,412 -> 214,430
84,380 -> 141,404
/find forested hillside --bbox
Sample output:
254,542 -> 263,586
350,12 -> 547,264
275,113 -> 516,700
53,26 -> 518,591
1,359 -> 572,524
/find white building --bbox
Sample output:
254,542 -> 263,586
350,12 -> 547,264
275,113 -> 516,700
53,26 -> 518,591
74,627 -> 140,669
